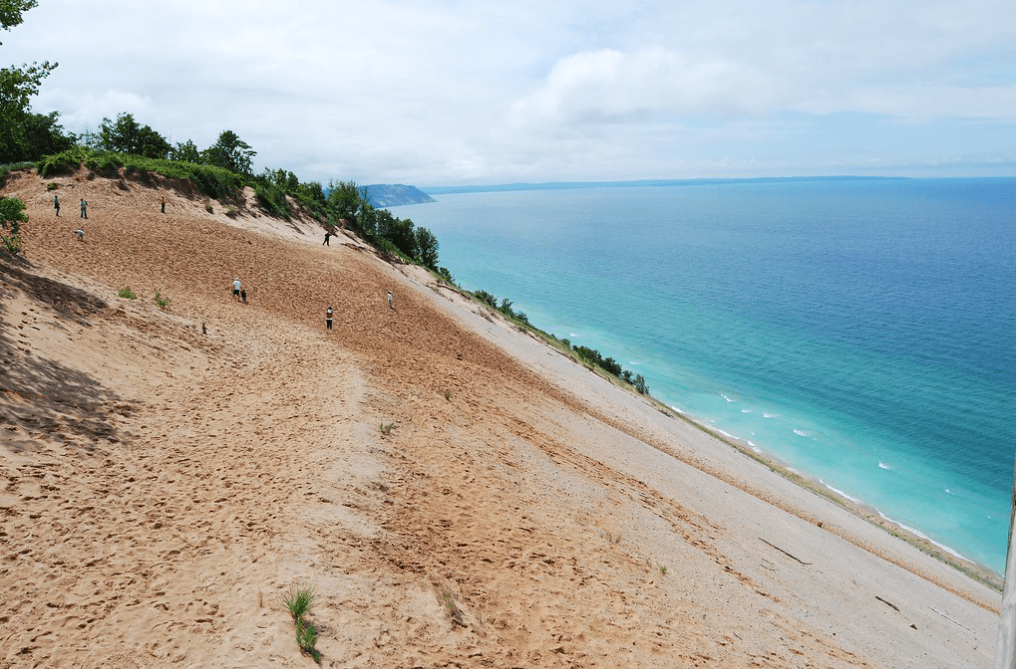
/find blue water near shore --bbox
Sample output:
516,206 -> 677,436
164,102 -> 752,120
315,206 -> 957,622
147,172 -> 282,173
395,178 -> 1016,574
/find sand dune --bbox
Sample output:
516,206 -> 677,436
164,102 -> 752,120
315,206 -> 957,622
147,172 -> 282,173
0,167 -> 1001,668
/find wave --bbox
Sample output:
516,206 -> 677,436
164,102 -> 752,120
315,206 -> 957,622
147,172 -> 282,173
721,393 -> 736,403
878,462 -> 892,470
763,413 -> 781,419
741,408 -> 753,413
819,480 -> 860,503
876,511 -> 970,563
793,429 -> 811,437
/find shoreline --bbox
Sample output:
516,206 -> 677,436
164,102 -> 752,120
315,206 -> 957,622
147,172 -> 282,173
474,294 -> 1006,594
664,401 -> 1004,593
447,287 -> 1005,597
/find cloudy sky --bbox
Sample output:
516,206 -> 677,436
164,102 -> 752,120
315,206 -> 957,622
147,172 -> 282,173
5,0 -> 1016,185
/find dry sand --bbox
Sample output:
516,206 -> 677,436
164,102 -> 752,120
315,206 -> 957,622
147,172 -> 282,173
0,167 -> 1002,668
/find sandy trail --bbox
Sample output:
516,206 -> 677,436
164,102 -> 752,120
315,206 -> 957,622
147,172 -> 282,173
1,167 -> 1001,668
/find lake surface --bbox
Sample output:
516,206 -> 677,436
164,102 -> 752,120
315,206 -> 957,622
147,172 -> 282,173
395,177 -> 1016,574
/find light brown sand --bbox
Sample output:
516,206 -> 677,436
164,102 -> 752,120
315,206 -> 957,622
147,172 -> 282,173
0,167 -> 1002,668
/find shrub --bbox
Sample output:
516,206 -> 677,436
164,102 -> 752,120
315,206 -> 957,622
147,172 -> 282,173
0,162 -> 35,182
0,196 -> 28,255
46,181 -> 56,190
474,290 -> 498,308
154,290 -> 170,309
254,182 -> 290,219
118,287 -> 138,300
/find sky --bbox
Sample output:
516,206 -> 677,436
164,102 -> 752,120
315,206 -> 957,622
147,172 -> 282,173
4,0 -> 1016,185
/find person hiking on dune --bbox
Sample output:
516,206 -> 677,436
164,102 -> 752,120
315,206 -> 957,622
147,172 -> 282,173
79,199 -> 88,219
232,278 -> 242,301
53,194 -> 59,217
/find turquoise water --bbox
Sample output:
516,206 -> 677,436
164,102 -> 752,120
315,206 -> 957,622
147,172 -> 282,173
395,178 -> 1016,574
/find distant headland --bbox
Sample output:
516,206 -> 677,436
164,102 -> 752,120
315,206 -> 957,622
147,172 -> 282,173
363,183 -> 436,207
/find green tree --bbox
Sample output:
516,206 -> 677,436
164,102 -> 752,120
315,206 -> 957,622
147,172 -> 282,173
202,130 -> 255,175
0,59 -> 57,163
0,0 -> 36,36
415,226 -> 439,269
296,180 -> 326,209
170,139 -> 201,163
98,112 -> 172,158
1,0 -> 56,161
326,179 -> 362,223
0,195 -> 28,254
23,110 -> 75,160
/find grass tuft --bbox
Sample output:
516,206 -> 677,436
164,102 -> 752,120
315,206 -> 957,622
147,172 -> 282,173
283,584 -> 321,663
282,584 -> 315,620
380,421 -> 394,436
117,287 -> 138,300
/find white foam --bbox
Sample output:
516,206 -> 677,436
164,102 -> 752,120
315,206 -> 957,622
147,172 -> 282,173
721,393 -> 735,402
819,480 -> 860,503
878,462 -> 891,470
763,413 -> 781,419
793,429 -> 811,437
876,512 -> 970,562
945,488 -> 955,495
741,408 -> 753,413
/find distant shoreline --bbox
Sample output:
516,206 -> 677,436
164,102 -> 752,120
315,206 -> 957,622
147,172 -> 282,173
421,175 -> 912,196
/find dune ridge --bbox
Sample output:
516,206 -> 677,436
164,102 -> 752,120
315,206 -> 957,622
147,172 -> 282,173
0,167 -> 1001,668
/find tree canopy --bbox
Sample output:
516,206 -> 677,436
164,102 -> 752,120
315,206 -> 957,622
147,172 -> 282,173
0,0 -> 57,163
97,112 -> 171,159
202,130 -> 256,175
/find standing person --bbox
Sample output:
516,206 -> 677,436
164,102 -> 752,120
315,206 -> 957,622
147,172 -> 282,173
232,278 -> 242,301
53,194 -> 59,217
323,231 -> 331,246
387,290 -> 394,311
326,306 -> 333,330
160,193 -> 167,214
79,199 -> 88,219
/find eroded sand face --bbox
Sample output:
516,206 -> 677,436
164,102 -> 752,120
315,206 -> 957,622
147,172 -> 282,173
0,169 -> 1001,668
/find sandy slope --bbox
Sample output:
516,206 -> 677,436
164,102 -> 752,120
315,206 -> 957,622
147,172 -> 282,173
0,167 -> 1002,668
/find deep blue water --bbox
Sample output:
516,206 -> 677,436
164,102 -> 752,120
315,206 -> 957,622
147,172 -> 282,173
395,178 -> 1016,574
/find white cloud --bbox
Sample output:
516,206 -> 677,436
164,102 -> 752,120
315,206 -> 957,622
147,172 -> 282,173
3,0 -> 1015,182
507,47 -> 774,130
